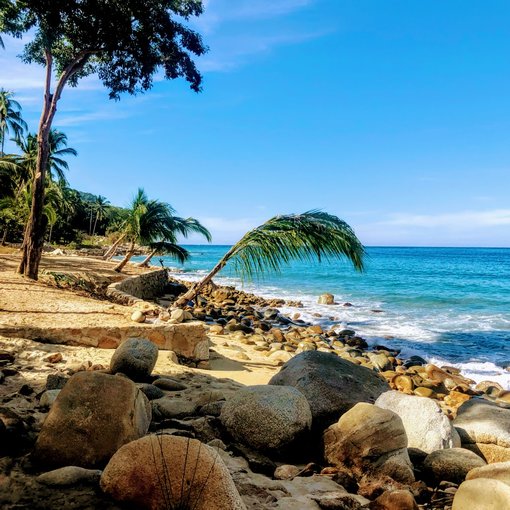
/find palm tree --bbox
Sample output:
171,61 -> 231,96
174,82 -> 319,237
174,210 -> 365,307
137,217 -> 211,267
114,189 -> 211,273
91,195 -> 110,236
0,89 -> 28,156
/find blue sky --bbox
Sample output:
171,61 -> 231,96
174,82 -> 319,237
2,0 -> 510,246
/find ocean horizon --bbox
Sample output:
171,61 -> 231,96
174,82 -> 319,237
130,245 -> 510,389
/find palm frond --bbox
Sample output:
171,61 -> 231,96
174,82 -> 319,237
147,241 -> 190,264
227,210 -> 365,279
169,216 -> 212,242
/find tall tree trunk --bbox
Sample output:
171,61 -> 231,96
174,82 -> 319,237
138,248 -> 157,268
17,49 -> 88,279
1,126 -> 4,157
114,242 -> 135,272
92,211 -> 99,236
103,232 -> 126,260
174,245 -> 236,307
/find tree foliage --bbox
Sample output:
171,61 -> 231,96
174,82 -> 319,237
175,211 -> 365,306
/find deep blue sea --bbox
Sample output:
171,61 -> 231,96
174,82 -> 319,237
131,246 -> 510,389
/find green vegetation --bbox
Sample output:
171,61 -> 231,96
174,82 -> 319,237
0,0 -> 207,279
175,211 -> 365,307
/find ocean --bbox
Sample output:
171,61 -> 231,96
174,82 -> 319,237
131,246 -> 510,389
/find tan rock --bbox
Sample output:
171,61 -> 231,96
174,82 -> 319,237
370,489 -> 418,510
318,293 -> 335,305
131,310 -> 145,323
466,461 -> 510,487
453,479 -> 510,510
34,372 -> 151,468
323,402 -> 414,483
100,435 -> 246,510
274,465 -> 301,480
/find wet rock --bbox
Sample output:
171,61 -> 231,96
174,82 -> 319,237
375,391 -> 460,453
101,435 -> 246,510
221,385 -> 312,453
452,479 -> 510,509
423,448 -> 486,484
37,466 -> 102,486
454,398 -> 510,462
323,403 -> 414,484
318,293 -> 335,305
269,351 -> 390,430
109,338 -> 158,381
33,372 -> 151,469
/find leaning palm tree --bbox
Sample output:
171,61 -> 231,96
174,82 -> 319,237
174,210 -> 365,307
137,217 -> 212,267
0,89 -> 28,156
114,189 -> 211,272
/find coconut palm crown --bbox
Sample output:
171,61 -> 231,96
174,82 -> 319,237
175,210 -> 365,307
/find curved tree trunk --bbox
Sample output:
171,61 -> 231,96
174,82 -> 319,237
103,232 -> 126,260
138,248 -> 157,268
114,242 -> 135,272
174,245 -> 236,307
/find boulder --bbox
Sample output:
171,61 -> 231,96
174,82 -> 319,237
152,398 -> 198,420
323,403 -> 415,484
452,479 -> 510,509
100,435 -> 246,510
466,460 -> 510,487
220,385 -> 312,452
39,389 -> 61,409
269,351 -> 390,429
318,293 -> 335,305
109,338 -> 158,381
454,398 -> 510,462
423,448 -> 486,484
375,391 -> 460,453
33,372 -> 151,468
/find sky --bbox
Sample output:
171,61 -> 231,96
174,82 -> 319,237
1,0 -> 510,246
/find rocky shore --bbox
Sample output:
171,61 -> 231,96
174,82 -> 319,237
1,261 -> 510,509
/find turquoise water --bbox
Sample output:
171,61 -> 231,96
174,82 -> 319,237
132,246 -> 510,388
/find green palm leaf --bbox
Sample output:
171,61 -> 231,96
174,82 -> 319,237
175,210 -> 364,306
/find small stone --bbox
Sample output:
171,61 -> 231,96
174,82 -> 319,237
274,464 -> 301,480
152,378 -> 188,391
167,351 -> 179,364
137,383 -> 165,400
37,466 -> 102,486
131,310 -> 145,323
170,308 -> 186,323
40,390 -> 61,408
209,325 -> 224,335
46,374 -> 69,391
370,489 -> 418,510
207,438 -> 227,450
152,398 -> 198,419
44,353 -> 63,364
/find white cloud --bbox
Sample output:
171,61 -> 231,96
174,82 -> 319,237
381,209 -> 510,228
55,109 -> 130,127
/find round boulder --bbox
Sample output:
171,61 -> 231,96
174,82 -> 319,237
269,351 -> 390,430
423,448 -> 486,484
110,338 -> 158,381
33,371 -> 151,469
220,385 -> 312,452
376,391 -> 460,453
453,479 -> 510,509
100,435 -> 246,510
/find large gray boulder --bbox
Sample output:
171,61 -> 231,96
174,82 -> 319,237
323,402 -> 415,484
33,372 -> 151,468
375,391 -> 460,453
110,338 -> 158,381
220,385 -> 312,452
101,435 -> 246,510
454,398 -> 510,463
269,351 -> 390,429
